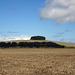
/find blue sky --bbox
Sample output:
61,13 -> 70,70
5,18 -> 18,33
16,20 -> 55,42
0,0 -> 75,42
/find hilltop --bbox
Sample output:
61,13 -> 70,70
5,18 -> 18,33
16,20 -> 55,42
2,40 -> 75,47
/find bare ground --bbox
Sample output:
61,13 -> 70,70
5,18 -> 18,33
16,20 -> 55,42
0,48 -> 75,75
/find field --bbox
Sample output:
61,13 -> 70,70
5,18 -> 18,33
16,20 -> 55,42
0,48 -> 75,75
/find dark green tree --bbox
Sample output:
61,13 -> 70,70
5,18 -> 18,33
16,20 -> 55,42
30,36 -> 46,40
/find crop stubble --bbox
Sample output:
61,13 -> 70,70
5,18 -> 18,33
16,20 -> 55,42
0,48 -> 75,75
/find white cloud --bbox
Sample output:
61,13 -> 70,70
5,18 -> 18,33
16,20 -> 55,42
40,0 -> 75,24
0,35 -> 31,41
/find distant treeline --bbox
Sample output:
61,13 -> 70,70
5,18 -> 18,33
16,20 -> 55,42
0,42 -> 65,48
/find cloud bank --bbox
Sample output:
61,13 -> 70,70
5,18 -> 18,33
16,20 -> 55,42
60,39 -> 75,43
0,35 -> 31,41
40,0 -> 75,24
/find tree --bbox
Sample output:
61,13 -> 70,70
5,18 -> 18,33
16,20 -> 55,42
30,36 -> 46,40
11,42 -> 17,47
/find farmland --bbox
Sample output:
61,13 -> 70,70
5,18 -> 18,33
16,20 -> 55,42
0,48 -> 75,75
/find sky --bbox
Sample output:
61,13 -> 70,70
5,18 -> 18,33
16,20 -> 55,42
0,0 -> 75,43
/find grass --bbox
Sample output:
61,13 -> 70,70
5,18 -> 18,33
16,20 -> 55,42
0,48 -> 75,75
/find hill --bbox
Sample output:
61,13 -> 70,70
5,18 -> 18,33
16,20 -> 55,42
2,40 -> 75,47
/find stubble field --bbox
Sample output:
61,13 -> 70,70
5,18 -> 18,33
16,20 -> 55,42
0,48 -> 75,75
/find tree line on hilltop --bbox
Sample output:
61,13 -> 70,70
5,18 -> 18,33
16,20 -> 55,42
30,36 -> 46,40
0,42 -> 65,48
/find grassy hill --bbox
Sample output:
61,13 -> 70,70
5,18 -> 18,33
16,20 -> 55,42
2,40 -> 75,47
